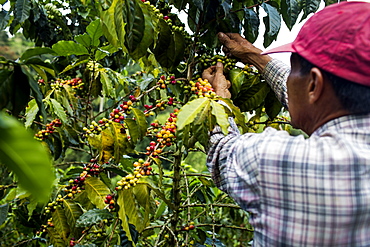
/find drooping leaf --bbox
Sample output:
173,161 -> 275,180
15,0 -> 31,23
52,41 -> 89,56
228,68 -> 246,99
262,3 -> 281,48
63,199 -> 84,233
110,122 -> 134,160
177,97 -> 210,130
281,0 -> 300,30
0,69 -> 13,111
100,0 -> 125,49
0,112 -> 54,203
0,204 -> 9,225
100,68 -> 117,98
86,18 -> 103,47
76,208 -> 113,228
23,67 -> 47,122
52,206 -> 70,241
243,8 -> 259,43
264,89 -> 283,119
210,101 -> 229,135
84,177 -> 111,209
132,183 -> 152,230
50,98 -> 69,124
130,1 -> 157,60
0,10 -> 10,30
117,189 -> 133,242
235,83 -> 271,112
131,107 -> 148,139
48,227 -> 66,247
301,0 -> 321,21
124,0 -> 145,53
24,99 -> 39,128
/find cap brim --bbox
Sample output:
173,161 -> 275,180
261,43 -> 295,55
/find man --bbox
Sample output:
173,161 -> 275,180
203,1 -> 370,246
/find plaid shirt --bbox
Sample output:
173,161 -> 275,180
207,59 -> 370,246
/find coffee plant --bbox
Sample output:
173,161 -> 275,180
1,0 -> 327,245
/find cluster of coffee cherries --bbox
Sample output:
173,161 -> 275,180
116,109 -> 178,190
186,78 -> 217,99
62,161 -> 103,198
83,97 -> 137,137
43,195 -> 64,214
34,119 -> 62,140
104,194 -> 116,210
157,75 -> 180,89
116,169 -> 142,190
180,222 -> 196,231
38,77 -> 84,90
36,218 -> 54,235
198,54 -> 237,71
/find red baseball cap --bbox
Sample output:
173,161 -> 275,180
262,1 -> 370,87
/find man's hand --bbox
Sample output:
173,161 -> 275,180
202,62 -> 231,99
218,32 -> 272,72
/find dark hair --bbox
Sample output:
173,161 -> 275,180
294,53 -> 370,114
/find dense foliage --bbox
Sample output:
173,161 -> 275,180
0,0 -> 331,246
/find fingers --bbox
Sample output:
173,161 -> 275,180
202,65 -> 216,79
215,62 -> 224,74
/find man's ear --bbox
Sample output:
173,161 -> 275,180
308,67 -> 325,104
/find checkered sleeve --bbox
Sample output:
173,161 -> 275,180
262,59 -> 290,109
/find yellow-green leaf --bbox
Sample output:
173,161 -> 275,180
84,177 -> 111,209
211,101 -> 229,135
177,97 -> 210,130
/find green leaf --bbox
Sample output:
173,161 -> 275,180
235,83 -> 271,112
100,68 -> 117,98
301,0 -> 321,21
262,3 -> 281,48
24,67 -> 47,122
63,199 -> 84,233
218,98 -> 247,134
15,0 -> 31,23
48,227 -> 66,247
131,108 -> 148,139
0,10 -> 10,30
264,89 -> 283,119
110,122 -> 134,160
50,98 -> 69,124
60,57 -> 89,74
210,101 -> 229,135
130,1 -> 157,60
118,189 -> 145,238
20,47 -> 56,61
0,204 -> 9,225
84,177 -> 111,209
177,97 -> 210,130
117,190 -> 133,242
243,9 -> 259,43
86,19 -> 103,47
24,99 -> 39,128
125,118 -> 140,145
52,206 -> 70,241
76,208 -> 113,228
0,112 -> 54,203
100,0 -> 126,49
0,69 -> 13,108
52,41 -> 89,56
124,0 -> 145,53
228,68 -> 246,99
75,33 -> 92,48
281,0 -> 300,30
133,184 -> 151,230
